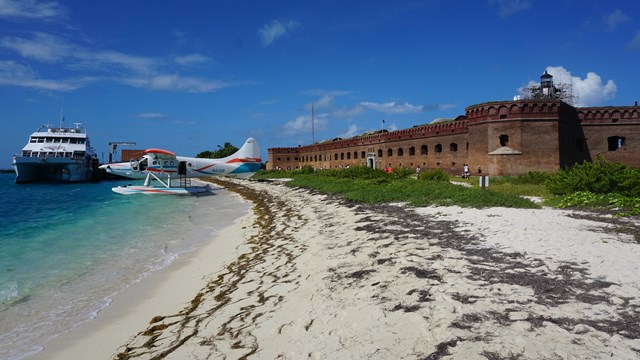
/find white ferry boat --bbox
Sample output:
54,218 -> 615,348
12,123 -> 97,183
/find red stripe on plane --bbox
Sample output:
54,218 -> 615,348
144,148 -> 176,156
226,157 -> 261,163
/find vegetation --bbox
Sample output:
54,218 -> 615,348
543,157 -> 640,216
253,157 -> 640,216
254,167 -> 538,209
196,142 -> 239,159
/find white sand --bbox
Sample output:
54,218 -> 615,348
31,178 -> 640,359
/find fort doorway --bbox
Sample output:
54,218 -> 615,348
367,154 -> 376,169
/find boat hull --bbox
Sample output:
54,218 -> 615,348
13,157 -> 93,183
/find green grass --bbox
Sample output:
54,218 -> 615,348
255,169 -> 539,209
254,164 -> 640,216
454,175 -> 551,198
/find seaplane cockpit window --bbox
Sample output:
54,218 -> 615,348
153,161 -> 159,165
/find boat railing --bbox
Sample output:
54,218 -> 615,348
37,123 -> 86,134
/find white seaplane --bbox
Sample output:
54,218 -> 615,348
100,137 -> 260,195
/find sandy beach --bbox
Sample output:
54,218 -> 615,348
37,178 -> 640,359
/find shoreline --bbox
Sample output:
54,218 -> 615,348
32,178 -> 640,359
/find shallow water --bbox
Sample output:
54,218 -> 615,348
0,174 -> 249,359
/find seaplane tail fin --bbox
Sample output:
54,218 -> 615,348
222,137 -> 261,162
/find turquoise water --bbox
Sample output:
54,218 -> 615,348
0,174 -> 248,359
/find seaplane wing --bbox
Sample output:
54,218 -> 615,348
99,138 -> 261,180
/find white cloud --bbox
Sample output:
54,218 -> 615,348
283,114 -> 327,136
174,53 -> 210,66
0,60 -> 89,91
339,123 -> 360,138
259,20 -> 300,47
360,101 -> 424,115
488,0 -> 531,18
0,0 -> 65,20
0,33 -> 158,73
0,32 -> 234,93
628,30 -> 640,50
524,66 -> 617,107
124,74 -> 229,93
306,94 -> 335,112
134,113 -> 167,119
603,9 -> 629,32
0,32 -> 71,62
331,105 -> 366,119
85,50 -> 156,74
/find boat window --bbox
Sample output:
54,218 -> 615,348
38,138 -> 45,143
70,139 -> 77,144
30,138 -> 37,143
45,137 -> 52,143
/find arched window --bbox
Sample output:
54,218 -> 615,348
361,151 -> 366,158
435,144 -> 442,153
353,151 -> 358,159
341,153 -> 345,160
450,143 -> 458,152
397,148 -> 404,156
409,146 -> 415,156
334,153 -> 338,160
421,145 -> 428,155
347,152 -> 351,160
378,149 -> 383,157
387,148 -> 393,157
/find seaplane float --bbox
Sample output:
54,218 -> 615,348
99,138 -> 261,195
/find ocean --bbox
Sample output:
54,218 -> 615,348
0,173 -> 249,360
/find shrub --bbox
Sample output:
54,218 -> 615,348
545,156 -> 640,196
392,166 -> 414,179
419,168 -> 449,182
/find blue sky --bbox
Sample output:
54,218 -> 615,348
1,0 -> 639,165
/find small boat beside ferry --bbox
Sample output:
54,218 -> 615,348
12,123 -> 97,183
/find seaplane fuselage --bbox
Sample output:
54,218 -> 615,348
99,138 -> 261,180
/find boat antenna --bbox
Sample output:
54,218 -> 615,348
59,100 -> 65,128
